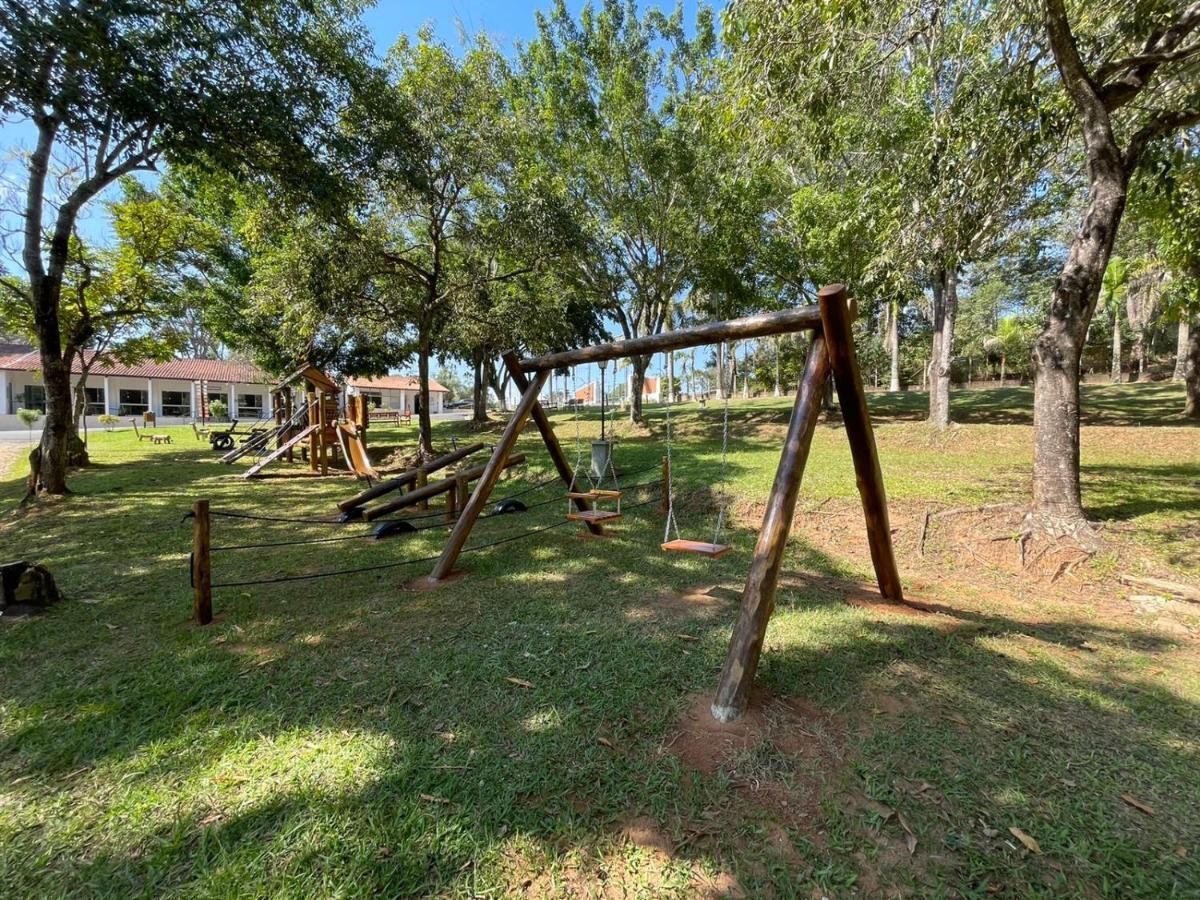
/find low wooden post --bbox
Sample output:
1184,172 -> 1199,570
192,498 -> 212,626
818,284 -> 903,601
456,474 -> 470,513
416,469 -> 428,510
429,369 -> 550,582
711,334 -> 832,723
444,479 -> 458,523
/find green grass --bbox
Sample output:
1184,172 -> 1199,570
0,382 -> 1197,897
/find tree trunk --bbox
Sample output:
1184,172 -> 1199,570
1132,327 -> 1148,381
1184,317 -> 1199,419
1173,319 -> 1189,382
888,300 -> 901,392
472,353 -> 488,424
1032,162 -> 1127,525
629,354 -> 649,424
1000,355 -> 1007,385
1110,308 -> 1122,382
928,267 -> 958,429
36,349 -> 73,494
416,331 -> 433,455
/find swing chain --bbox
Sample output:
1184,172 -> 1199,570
712,390 -> 730,546
663,379 -> 680,544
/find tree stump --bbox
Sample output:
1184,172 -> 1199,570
1,561 -> 62,617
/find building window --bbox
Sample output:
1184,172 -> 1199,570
22,385 -> 47,412
84,386 -> 105,415
161,390 -> 190,417
118,389 -> 148,416
361,391 -> 383,408
237,393 -> 264,418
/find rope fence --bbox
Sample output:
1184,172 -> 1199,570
188,475 -> 669,623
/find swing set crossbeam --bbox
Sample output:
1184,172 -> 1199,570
516,305 -> 824,373
566,490 -> 622,500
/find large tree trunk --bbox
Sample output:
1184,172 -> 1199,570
1110,308 -> 1122,382
1184,317 -> 1200,419
471,353 -> 488,424
1032,162 -> 1128,525
927,267 -> 958,429
36,349 -> 73,494
888,300 -> 901,392
1174,319 -> 1190,382
628,353 -> 649,424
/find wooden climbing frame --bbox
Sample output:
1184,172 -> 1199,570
424,284 -> 903,723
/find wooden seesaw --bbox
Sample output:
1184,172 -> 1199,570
415,284 -> 904,724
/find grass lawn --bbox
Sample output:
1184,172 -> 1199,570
0,382 -> 1197,897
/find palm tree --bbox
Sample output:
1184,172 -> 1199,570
1100,258 -> 1130,383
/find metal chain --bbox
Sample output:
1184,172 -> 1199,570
712,363 -> 732,546
663,360 -> 680,544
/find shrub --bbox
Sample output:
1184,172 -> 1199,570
16,407 -> 41,445
98,414 -> 119,430
208,399 -> 228,420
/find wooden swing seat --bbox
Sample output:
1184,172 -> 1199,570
661,539 -> 730,558
567,509 -> 622,524
566,489 -> 622,500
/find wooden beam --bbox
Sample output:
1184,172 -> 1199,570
518,306 -> 822,372
503,352 -> 603,535
711,334 -> 831,723
337,443 -> 486,512
428,369 -> 550,581
818,284 -> 904,601
363,455 -> 525,521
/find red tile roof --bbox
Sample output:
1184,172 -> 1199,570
348,375 -> 448,393
0,346 -> 268,384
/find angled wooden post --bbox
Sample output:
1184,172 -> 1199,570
502,352 -> 604,535
428,368 -> 550,582
818,284 -> 903,601
711,333 -> 832,723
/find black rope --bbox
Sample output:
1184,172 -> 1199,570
207,484 -> 665,589
211,532 -> 374,552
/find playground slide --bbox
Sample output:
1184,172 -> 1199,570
220,425 -> 276,464
339,425 -> 378,480
242,424 -> 318,479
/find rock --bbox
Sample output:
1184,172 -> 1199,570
1,561 -> 61,615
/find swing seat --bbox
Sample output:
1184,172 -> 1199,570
566,490 -> 623,500
661,539 -> 730,558
567,509 -> 622,524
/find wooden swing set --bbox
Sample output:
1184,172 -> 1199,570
425,284 -> 903,723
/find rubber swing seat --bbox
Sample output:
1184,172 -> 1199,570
661,539 -> 730,558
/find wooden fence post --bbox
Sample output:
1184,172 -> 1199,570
193,498 -> 212,626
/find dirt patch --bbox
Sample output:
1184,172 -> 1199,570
627,584 -> 737,623
668,691 -> 845,828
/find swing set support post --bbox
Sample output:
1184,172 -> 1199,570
428,367 -> 550,582
711,332 -> 831,722
819,286 -> 904,601
502,352 -> 605,535
711,284 -> 903,722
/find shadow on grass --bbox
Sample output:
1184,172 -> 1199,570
2,503 -> 1197,895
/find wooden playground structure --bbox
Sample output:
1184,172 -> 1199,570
421,284 -> 903,722
217,365 -> 378,480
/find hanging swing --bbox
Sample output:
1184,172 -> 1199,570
565,362 -> 622,524
661,346 -> 732,558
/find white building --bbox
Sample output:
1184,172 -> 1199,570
346,375 -> 448,416
0,346 -> 274,430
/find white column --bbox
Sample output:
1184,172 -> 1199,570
147,377 -> 154,415
103,376 -> 111,414
0,370 -> 7,415
228,382 -> 235,418
264,385 -> 273,417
